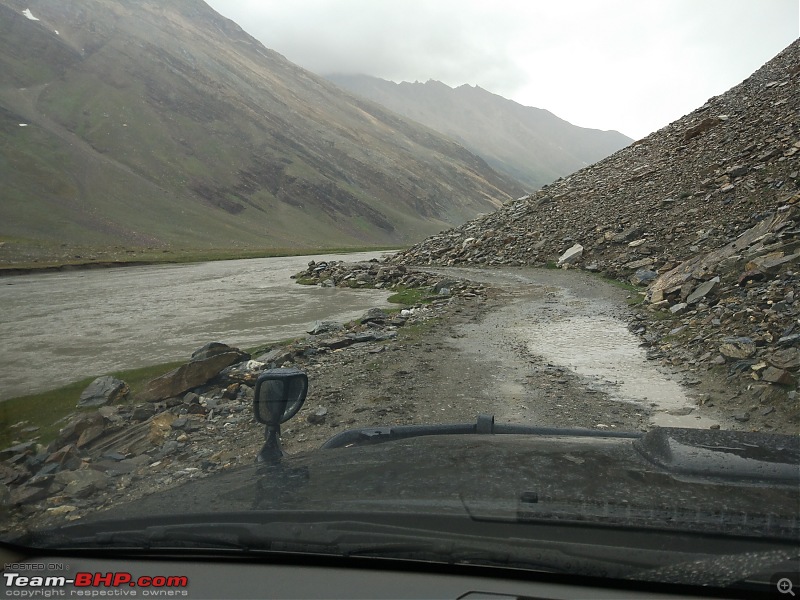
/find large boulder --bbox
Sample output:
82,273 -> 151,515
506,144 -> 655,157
55,469 -> 109,499
139,343 -> 249,402
191,342 -> 250,362
48,412 -> 106,452
78,376 -> 129,408
557,244 -> 584,267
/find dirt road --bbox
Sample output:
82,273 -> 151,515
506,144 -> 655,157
285,266 -> 734,455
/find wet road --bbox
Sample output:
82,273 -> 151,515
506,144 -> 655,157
0,252 -> 392,400
426,266 -> 717,429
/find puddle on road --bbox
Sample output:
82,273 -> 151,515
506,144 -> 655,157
524,315 -> 719,428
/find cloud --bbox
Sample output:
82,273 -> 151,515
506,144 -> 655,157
205,0 -> 799,138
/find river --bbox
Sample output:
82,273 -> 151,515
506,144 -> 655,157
0,251 -> 393,401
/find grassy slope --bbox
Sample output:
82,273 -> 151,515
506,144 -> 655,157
0,0 -> 522,263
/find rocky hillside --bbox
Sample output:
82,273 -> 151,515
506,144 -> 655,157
327,75 -> 632,191
0,0 -> 522,256
398,39 -> 800,426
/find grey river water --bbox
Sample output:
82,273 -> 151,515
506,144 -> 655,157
0,251 -> 392,401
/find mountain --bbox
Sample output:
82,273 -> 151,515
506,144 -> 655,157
397,40 -> 800,426
398,39 -> 799,273
326,75 -> 632,191
0,0 -> 524,258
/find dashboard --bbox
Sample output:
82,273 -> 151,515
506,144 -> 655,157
1,550 -> 758,599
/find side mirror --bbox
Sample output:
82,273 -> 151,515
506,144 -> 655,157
253,368 -> 308,462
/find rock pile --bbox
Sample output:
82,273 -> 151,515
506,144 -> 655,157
398,40 -> 798,273
293,258 -> 474,295
1,341 -> 261,531
394,40 -> 800,425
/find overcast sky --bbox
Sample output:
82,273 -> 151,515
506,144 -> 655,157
204,0 -> 798,139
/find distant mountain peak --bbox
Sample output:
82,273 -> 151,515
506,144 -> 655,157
327,74 -> 632,191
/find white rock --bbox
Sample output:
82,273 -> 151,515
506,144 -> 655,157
557,243 -> 584,267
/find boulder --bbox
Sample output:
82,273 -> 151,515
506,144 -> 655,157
684,116 -> 721,140
0,441 -> 38,461
139,350 -> 247,402
761,366 -> 795,385
768,348 -> 800,370
78,376 -> 129,408
669,302 -> 688,315
557,244 -> 583,267
630,269 -> 658,286
686,277 -> 720,304
10,483 -> 51,506
45,444 -> 83,471
55,469 -> 109,499
255,347 -> 293,366
719,337 -> 757,360
50,412 -> 106,451
191,342 -> 249,362
360,308 -> 389,324
307,320 -> 342,335
148,411 -> 177,445
307,407 -> 328,425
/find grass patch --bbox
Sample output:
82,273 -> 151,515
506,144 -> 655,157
0,377 -> 97,450
0,360 -> 186,449
626,293 -> 647,306
397,317 -> 440,342
545,260 -> 558,269
648,310 -> 674,321
387,286 -> 434,305
596,274 -> 639,293
1,333 -> 311,450
584,270 -> 652,305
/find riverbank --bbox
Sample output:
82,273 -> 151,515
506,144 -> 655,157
0,240 -> 402,276
0,252 -> 399,401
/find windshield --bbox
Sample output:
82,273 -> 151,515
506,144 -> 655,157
1,0 -> 799,597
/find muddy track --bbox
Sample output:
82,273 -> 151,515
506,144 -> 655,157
284,267 -> 740,455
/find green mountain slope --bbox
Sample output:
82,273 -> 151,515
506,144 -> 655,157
0,0 -> 524,259
327,75 -> 633,191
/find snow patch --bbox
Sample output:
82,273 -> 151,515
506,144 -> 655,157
22,8 -> 39,21
19,124 -> 28,127
54,30 -> 59,35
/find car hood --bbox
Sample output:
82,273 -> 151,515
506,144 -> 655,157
82,425 -> 799,537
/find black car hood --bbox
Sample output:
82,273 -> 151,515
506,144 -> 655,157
82,425 -> 799,538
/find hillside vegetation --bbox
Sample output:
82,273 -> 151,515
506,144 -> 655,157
0,0 -> 523,266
